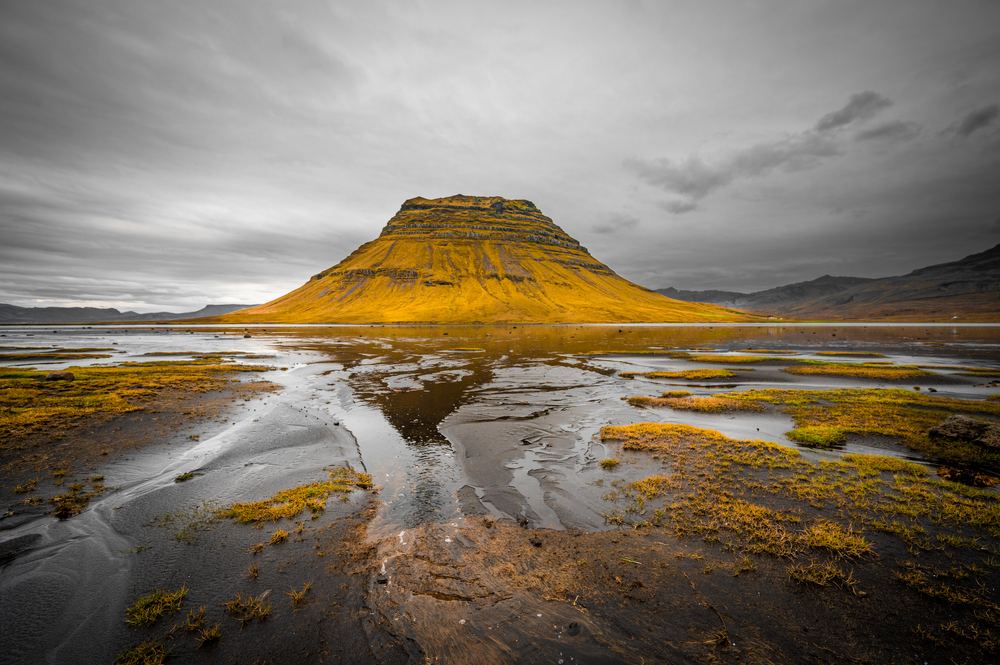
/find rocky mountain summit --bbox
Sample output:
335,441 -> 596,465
211,195 -> 755,324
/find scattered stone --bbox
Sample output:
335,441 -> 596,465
43,371 -> 74,382
516,515 -> 529,528
929,415 -> 1000,449
529,537 -> 542,547
376,574 -> 388,585
567,622 -> 582,636
928,387 -> 937,392
244,334 -> 252,338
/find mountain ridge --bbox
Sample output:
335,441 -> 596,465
658,243 -> 1000,321
0,303 -> 257,325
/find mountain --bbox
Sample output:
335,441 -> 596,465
773,244 -> 1000,321
208,195 -> 759,324
0,303 -> 257,325
657,275 -> 877,309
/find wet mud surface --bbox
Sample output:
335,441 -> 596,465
2,324 -> 1000,663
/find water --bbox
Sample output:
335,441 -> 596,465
2,323 -> 1000,662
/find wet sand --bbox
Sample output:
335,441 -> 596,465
2,324 -> 1000,663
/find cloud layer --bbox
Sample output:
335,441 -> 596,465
1,0 -> 999,305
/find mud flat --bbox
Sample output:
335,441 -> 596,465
2,324 -> 1000,663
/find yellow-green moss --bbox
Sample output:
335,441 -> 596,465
218,468 -> 375,524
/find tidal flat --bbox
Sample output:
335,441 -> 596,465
2,324 -> 1000,664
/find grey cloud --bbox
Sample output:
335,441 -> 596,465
626,91 -> 894,211
992,217 -> 1000,234
856,120 -> 920,142
814,91 -> 893,132
955,104 -> 999,137
592,214 -> 640,234
660,200 -> 698,215
625,131 -> 839,204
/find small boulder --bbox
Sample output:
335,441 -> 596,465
929,415 -> 1000,449
243,334 -> 252,338
43,371 -> 74,382
529,537 -> 542,547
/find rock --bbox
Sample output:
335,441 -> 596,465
43,371 -> 74,382
529,537 -> 542,547
567,621 -> 582,637
929,415 -> 1000,449
243,334 -> 252,338
376,573 -> 388,584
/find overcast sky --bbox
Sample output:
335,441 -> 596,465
1,0 -> 998,311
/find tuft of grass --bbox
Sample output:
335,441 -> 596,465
286,581 -> 312,609
661,390 -> 693,398
174,472 -> 197,483
125,586 -> 188,627
12,478 -> 37,494
269,528 -> 288,545
788,560 -> 857,589
195,624 -> 222,648
224,592 -> 271,626
185,606 -> 205,631
247,563 -> 259,579
111,641 -> 169,665
786,426 -> 845,447
800,521 -> 872,558
600,458 -> 620,469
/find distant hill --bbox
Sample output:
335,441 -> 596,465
774,244 -> 1000,321
658,243 -> 1000,321
657,275 -> 876,309
0,303 -> 257,325
205,195 -> 761,324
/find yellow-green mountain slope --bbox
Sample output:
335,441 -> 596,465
213,196 -> 761,324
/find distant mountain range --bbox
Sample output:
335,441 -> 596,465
0,303 -> 257,325
657,243 -> 1000,321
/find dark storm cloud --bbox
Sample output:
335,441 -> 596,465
624,92 -> 889,213
855,120 -> 921,142
814,91 -> 893,132
954,104 -> 1000,137
592,214 -> 639,234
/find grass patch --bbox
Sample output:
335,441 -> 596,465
620,369 -> 737,381
217,467 -> 374,524
788,561 -> 858,589
661,390 -> 693,397
174,472 -> 198,483
600,458 -> 620,469
815,351 -> 885,357
628,394 -> 767,413
786,426 -> 846,447
785,360 -> 933,380
0,359 -> 272,448
720,388 -> 1000,466
125,586 -> 187,627
689,355 -> 775,363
